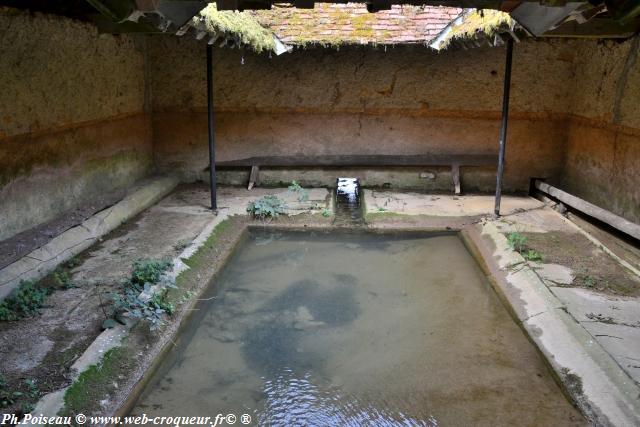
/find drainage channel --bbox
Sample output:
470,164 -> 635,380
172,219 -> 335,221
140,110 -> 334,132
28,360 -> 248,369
333,177 -> 363,226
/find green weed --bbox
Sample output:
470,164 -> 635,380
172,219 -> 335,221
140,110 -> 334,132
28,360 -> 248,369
53,268 -> 75,289
130,259 -> 171,287
24,379 -> 39,399
0,281 -> 49,321
247,195 -> 287,219
523,249 -> 543,262
105,259 -> 174,331
0,375 -> 23,408
506,232 -> 543,262
288,180 -> 309,202
506,232 -> 527,253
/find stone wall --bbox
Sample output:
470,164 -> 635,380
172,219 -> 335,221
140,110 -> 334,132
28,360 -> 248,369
0,8 -> 153,240
148,36 -> 576,192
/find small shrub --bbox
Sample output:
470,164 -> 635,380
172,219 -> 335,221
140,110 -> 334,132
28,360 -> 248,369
583,275 -> 596,288
24,379 -> 39,399
288,180 -> 309,202
0,375 -> 22,408
111,288 -> 173,330
106,258 -> 175,330
0,281 -> 49,321
53,269 -> 75,289
65,258 -> 81,269
321,208 -> 331,217
247,195 -> 287,219
507,232 -> 527,253
507,232 -> 543,262
130,259 -> 171,287
523,249 -> 543,262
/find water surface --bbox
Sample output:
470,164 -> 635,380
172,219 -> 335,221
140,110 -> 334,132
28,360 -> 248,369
132,230 -> 584,426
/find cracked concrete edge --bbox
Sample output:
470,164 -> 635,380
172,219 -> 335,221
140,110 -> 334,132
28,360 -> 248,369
25,202 -> 237,422
0,176 -> 180,300
26,324 -> 131,424
479,220 -> 640,426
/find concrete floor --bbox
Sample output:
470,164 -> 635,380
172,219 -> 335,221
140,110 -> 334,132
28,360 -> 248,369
3,183 -> 639,424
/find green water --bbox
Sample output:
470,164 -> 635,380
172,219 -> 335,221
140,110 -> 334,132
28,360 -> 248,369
131,230 -> 584,426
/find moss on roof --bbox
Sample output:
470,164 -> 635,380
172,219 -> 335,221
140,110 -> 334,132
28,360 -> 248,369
440,9 -> 513,49
197,4 -> 276,52
254,4 -> 460,47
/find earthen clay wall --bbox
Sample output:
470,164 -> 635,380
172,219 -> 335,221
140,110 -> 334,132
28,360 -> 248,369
0,9 -> 153,240
148,37 -> 577,192
561,39 -> 640,224
2,6 -> 638,241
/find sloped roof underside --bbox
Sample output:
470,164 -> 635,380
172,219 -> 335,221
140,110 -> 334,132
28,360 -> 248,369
253,4 -> 460,46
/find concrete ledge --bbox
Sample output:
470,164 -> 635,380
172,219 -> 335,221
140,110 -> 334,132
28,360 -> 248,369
477,220 -> 640,426
0,176 -> 179,299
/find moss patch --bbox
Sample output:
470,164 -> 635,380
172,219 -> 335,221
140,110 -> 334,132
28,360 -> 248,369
60,346 -> 134,420
180,218 -> 233,271
440,10 -> 513,50
198,4 -> 276,52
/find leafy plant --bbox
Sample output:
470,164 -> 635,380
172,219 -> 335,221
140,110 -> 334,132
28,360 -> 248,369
247,195 -> 287,219
65,258 -> 81,269
110,287 -> 173,330
377,207 -> 387,212
0,375 -> 22,408
104,259 -> 175,331
506,232 -> 543,262
130,259 -> 171,287
24,379 -> 39,399
288,180 -> 309,202
0,281 -> 49,321
507,232 -> 527,253
53,268 -> 75,289
523,249 -> 543,262
321,208 -> 331,217
583,275 -> 596,288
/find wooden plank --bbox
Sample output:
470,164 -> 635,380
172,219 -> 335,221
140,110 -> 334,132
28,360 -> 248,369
534,180 -> 640,241
248,165 -> 260,190
451,164 -> 461,195
217,154 -> 498,168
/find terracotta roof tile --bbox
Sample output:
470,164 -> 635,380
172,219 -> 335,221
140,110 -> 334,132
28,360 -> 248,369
253,3 -> 461,46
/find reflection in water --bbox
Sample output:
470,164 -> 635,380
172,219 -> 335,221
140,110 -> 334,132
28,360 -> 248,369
258,369 -> 437,426
131,231 -> 584,426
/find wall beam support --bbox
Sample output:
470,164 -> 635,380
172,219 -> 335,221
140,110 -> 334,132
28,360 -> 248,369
494,38 -> 514,216
206,43 -> 217,210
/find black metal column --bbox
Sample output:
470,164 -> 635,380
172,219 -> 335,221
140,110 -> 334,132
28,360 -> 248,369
494,38 -> 514,216
207,44 -> 217,210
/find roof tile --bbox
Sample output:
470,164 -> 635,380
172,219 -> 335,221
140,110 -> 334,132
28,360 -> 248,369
253,3 -> 461,45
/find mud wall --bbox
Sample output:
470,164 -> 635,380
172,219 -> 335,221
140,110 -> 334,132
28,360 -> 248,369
0,9 -> 153,240
561,38 -> 640,224
148,36 -> 577,192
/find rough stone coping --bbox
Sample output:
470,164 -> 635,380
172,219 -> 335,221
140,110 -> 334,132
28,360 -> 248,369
0,176 -> 180,300
478,220 -> 640,426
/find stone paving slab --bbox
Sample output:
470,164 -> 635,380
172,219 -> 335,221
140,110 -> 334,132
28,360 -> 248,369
551,287 -> 640,326
364,190 -> 545,217
582,322 -> 640,384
